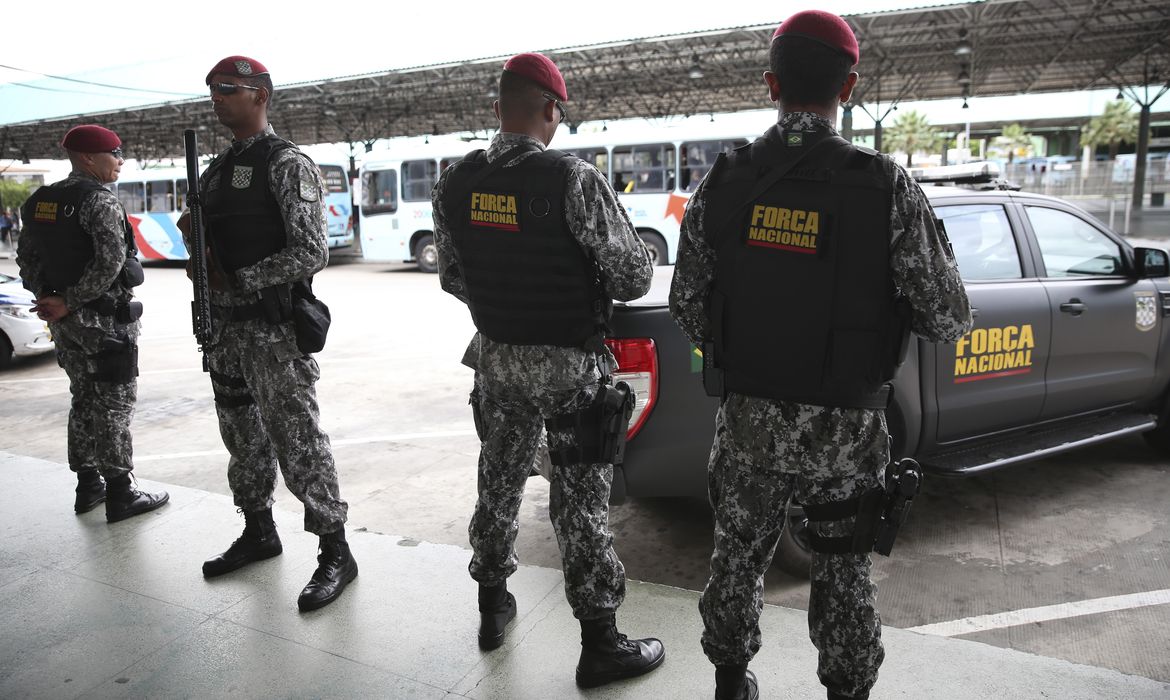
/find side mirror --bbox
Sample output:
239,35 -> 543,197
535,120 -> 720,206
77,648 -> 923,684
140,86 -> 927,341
1134,247 -> 1169,278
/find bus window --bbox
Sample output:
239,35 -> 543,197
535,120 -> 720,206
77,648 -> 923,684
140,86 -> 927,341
319,165 -> 349,194
117,182 -> 145,214
680,139 -> 748,192
612,143 -> 675,193
439,156 -> 465,171
564,148 -> 608,178
362,168 -> 399,214
176,179 -> 188,211
402,159 -> 439,202
147,180 -> 175,212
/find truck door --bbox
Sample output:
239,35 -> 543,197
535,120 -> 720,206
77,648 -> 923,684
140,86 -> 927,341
932,202 -> 1051,444
1022,204 -> 1160,419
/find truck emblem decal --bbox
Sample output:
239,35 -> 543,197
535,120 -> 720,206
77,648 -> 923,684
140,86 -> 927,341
1135,292 -> 1157,332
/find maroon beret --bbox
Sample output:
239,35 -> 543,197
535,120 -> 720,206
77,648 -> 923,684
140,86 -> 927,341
61,124 -> 121,153
503,52 -> 567,102
205,55 -> 270,85
773,10 -> 860,66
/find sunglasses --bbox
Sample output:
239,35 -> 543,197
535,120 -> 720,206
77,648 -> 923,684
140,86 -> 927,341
110,148 -> 124,159
209,82 -> 261,96
542,92 -> 569,124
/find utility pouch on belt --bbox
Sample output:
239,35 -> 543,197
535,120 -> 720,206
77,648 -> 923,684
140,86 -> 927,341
115,301 -> 144,324
120,258 -> 145,288
90,333 -> 138,383
800,457 -> 923,557
545,381 -> 635,467
259,284 -> 293,325
291,281 -> 331,354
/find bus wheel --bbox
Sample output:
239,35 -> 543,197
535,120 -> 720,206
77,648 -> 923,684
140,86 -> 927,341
414,235 -> 438,274
638,232 -> 669,266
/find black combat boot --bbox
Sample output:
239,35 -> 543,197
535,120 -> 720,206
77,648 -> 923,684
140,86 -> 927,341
297,529 -> 358,612
202,509 -> 283,577
105,473 -> 169,523
828,692 -> 869,700
74,469 -> 106,514
575,613 -> 666,688
716,665 -> 759,700
478,582 -> 517,650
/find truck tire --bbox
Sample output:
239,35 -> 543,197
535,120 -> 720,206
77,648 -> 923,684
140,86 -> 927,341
414,234 -> 438,274
774,512 -> 812,579
1142,423 -> 1170,455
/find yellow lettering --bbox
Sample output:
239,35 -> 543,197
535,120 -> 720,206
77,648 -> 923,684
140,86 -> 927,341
471,193 -> 481,209
751,205 -> 766,227
806,211 -> 819,234
970,329 -> 987,355
1019,324 -> 1034,349
987,327 -> 1002,353
792,210 -> 806,233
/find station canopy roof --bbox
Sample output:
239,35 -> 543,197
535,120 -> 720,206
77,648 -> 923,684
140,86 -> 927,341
3,0 -> 1168,162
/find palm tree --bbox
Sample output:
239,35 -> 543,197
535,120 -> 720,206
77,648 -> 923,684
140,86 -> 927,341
883,110 -> 939,167
994,123 -> 1034,164
1081,100 -> 1140,160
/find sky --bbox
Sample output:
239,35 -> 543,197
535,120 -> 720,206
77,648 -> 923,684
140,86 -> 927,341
0,0 -> 1148,169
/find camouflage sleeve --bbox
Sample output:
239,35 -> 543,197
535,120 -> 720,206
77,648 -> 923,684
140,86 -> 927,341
564,161 -> 652,302
668,178 -> 716,345
233,148 -> 328,293
15,202 -> 45,297
65,189 -> 128,310
431,164 -> 468,303
888,163 -> 973,343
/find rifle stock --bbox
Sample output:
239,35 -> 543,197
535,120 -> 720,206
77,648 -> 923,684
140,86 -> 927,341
183,129 -> 213,371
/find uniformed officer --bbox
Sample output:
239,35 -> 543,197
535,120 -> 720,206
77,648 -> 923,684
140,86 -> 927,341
432,52 -> 666,688
17,125 -> 169,522
669,12 -> 973,700
186,56 -> 356,612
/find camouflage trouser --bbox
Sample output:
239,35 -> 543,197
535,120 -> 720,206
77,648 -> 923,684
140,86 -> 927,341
207,337 -> 347,535
468,376 -> 626,619
57,345 -> 135,478
700,393 -> 887,698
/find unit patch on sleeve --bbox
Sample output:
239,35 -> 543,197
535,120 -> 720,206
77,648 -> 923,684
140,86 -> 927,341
469,191 -> 520,231
299,177 -> 319,202
745,204 -> 821,254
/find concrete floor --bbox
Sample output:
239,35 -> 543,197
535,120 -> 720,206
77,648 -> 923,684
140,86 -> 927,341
2,451 -> 1168,700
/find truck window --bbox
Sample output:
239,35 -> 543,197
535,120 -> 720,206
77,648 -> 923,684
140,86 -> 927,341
1026,206 -> 1123,277
936,204 -> 1021,280
680,139 -> 747,191
612,143 -> 675,193
361,169 -> 399,215
116,182 -> 145,214
402,159 -> 439,202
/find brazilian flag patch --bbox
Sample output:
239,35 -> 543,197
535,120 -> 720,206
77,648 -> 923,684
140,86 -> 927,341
786,132 -> 804,147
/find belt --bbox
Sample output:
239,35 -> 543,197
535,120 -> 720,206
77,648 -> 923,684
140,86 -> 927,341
211,302 -> 268,322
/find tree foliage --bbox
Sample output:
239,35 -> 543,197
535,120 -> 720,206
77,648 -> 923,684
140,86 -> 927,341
883,110 -> 940,167
1081,100 -> 1140,159
0,179 -> 34,216
993,123 -> 1035,164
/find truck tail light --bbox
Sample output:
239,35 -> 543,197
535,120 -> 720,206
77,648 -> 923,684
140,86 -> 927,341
604,338 -> 658,440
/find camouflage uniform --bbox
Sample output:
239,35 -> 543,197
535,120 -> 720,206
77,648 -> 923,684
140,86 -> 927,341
200,125 -> 346,535
670,113 -> 972,698
16,172 -> 140,479
432,132 -> 653,619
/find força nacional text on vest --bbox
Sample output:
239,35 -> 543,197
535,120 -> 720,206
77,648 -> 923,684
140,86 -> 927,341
470,192 -> 520,231
954,324 -> 1034,382
746,204 -> 820,253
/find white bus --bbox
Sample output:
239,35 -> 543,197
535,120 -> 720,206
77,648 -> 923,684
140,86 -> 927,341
357,124 -> 753,272
113,161 -> 355,261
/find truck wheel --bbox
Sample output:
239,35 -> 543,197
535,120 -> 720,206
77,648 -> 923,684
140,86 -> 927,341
774,513 -> 812,579
414,235 -> 438,274
638,232 -> 669,266
1142,425 -> 1170,455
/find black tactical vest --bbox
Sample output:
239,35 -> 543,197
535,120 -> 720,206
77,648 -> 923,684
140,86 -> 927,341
702,127 -> 907,409
442,147 -> 608,347
21,179 -> 134,295
203,135 -> 293,273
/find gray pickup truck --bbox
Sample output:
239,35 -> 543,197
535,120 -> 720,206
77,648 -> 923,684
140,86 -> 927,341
599,178 -> 1170,574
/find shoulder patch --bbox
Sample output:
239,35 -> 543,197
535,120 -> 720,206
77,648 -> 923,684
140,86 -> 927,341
299,177 -> 320,202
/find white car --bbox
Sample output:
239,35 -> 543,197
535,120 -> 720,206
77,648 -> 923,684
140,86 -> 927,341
0,273 -> 54,369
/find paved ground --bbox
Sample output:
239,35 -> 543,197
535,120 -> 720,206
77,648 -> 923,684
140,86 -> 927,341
3,451 -> 1168,700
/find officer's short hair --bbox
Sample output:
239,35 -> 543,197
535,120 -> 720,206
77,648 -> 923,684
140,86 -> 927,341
239,74 -> 276,106
770,35 -> 853,106
498,70 -> 547,120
